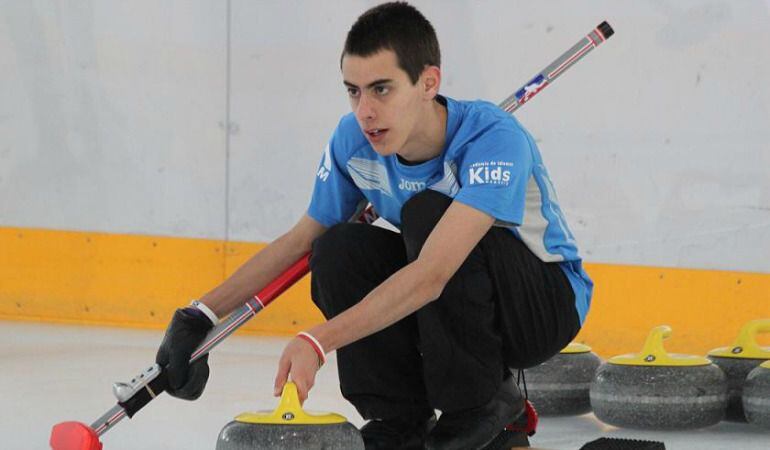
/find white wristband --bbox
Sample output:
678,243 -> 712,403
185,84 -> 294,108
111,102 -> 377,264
191,300 -> 220,325
296,331 -> 327,366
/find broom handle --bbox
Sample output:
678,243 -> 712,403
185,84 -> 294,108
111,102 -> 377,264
500,21 -> 613,113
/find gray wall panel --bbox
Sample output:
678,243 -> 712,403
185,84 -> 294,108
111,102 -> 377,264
2,1 -> 769,272
226,0 -> 359,242
0,0 -> 228,238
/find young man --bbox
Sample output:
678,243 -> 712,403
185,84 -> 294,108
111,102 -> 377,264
155,2 -> 592,449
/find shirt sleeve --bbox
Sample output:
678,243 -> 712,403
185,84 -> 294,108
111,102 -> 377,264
453,125 -> 533,225
307,126 -> 365,227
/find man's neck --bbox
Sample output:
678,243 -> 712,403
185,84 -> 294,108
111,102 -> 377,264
397,98 -> 447,164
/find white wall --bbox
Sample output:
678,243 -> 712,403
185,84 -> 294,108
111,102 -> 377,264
1,0 -> 769,272
1,0 -> 229,237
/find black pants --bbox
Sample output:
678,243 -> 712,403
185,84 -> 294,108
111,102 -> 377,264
310,190 -> 580,420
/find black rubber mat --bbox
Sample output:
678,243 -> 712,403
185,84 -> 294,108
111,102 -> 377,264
579,437 -> 666,450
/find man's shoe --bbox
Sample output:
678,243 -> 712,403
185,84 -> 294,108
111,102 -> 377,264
480,399 -> 539,449
481,428 -> 530,449
425,376 -> 525,450
360,414 -> 436,450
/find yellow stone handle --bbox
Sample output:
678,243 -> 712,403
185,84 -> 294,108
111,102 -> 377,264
275,382 -> 303,419
730,319 -> 770,354
234,382 -> 348,425
609,325 -> 710,366
639,325 -> 673,362
560,342 -> 592,354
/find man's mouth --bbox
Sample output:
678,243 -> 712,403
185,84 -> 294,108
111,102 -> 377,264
365,128 -> 388,139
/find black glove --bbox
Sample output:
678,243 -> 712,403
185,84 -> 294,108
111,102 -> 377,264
156,307 -> 214,400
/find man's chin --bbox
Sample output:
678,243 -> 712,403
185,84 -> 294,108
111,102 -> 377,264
370,141 -> 394,156
371,146 -> 391,156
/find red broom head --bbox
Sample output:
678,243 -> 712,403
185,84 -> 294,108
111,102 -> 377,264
50,422 -> 103,450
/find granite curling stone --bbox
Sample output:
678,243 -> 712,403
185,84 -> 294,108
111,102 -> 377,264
743,360 -> 770,430
523,342 -> 601,415
216,382 -> 364,450
707,319 -> 770,422
590,325 -> 727,430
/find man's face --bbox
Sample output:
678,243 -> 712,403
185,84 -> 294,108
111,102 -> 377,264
341,49 -> 424,156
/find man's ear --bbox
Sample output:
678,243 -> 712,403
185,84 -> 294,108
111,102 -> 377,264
420,65 -> 441,100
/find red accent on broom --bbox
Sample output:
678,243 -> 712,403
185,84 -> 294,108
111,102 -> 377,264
50,422 -> 103,450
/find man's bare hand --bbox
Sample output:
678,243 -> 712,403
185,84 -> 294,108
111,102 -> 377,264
273,337 -> 322,404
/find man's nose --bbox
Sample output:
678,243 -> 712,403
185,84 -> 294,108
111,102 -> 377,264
356,94 -> 376,121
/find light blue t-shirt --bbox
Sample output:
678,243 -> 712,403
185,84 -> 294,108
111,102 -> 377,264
307,96 -> 593,324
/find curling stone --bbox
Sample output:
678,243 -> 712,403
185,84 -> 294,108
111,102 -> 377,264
523,342 -> 601,415
216,382 -> 364,450
707,319 -> 770,422
590,325 -> 727,430
743,360 -> 770,430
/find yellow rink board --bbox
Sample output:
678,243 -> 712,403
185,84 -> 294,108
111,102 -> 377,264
1,226 -> 768,357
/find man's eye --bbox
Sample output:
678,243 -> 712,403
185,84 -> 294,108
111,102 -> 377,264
347,88 -> 360,97
374,85 -> 389,95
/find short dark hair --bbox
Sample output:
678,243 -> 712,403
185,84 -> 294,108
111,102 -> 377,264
342,2 -> 441,84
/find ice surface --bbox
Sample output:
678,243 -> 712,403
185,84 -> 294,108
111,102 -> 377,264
1,321 -> 768,450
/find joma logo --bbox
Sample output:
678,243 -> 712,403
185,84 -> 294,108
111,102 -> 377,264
317,166 -> 330,182
398,179 -> 426,192
317,144 -> 332,182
